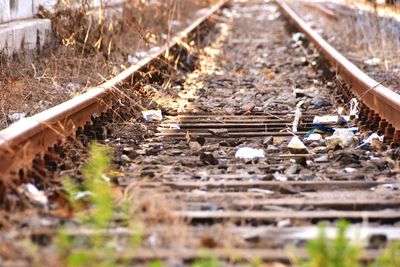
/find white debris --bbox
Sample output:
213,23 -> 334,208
8,112 -> 26,123
248,188 -> 274,195
160,33 -> 168,40
273,172 -> 287,181
344,167 -> 356,173
170,20 -> 181,29
292,32 -> 305,42
142,110 -> 163,121
292,101 -> 303,133
20,183 -> 48,206
101,174 -> 111,183
313,115 -> 350,124
365,133 -> 384,144
235,147 -> 265,159
305,133 -> 323,142
364,57 -> 381,66
325,129 -> 359,149
169,124 -> 180,129
358,133 -> 384,148
75,191 -> 92,201
349,98 -> 359,116
127,55 -> 139,64
64,82 -> 82,92
136,51 -> 147,58
288,136 -> 308,154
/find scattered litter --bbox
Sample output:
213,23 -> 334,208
20,183 -> 48,206
127,55 -> 139,64
64,82 -> 82,92
333,127 -> 359,134
170,20 -> 181,29
288,136 -> 308,154
101,174 -> 111,183
169,124 -> 181,129
75,191 -> 92,201
313,115 -> 350,124
315,154 -> 328,163
136,51 -> 147,58
349,98 -> 359,116
8,112 -> 26,123
142,110 -> 163,121
364,57 -> 381,66
292,32 -> 305,42
344,167 -> 356,173
277,219 -> 291,227
274,172 -> 287,181
382,184 -> 397,190
160,33 -> 168,40
325,129 -> 359,149
248,188 -> 274,195
292,101 -> 303,133
306,125 -> 335,137
371,184 -> 398,191
358,133 -> 384,149
304,133 -> 323,142
364,133 -> 384,144
235,147 -> 265,159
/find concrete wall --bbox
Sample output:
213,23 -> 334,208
0,0 -> 125,54
0,0 -> 57,23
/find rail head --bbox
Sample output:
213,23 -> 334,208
275,0 -> 400,131
0,0 -> 228,179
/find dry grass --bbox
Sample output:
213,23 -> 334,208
0,0 -> 216,130
290,1 -> 400,91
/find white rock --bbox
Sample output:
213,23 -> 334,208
142,110 -> 162,121
364,58 -> 381,66
248,188 -> 274,195
288,136 -> 308,154
325,129 -> 359,149
75,191 -> 92,201
273,172 -> 287,181
305,133 -> 323,142
8,112 -> 26,123
21,183 -> 48,206
235,147 -> 265,159
344,167 -> 356,173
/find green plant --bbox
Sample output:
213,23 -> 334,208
373,241 -> 400,267
148,260 -> 164,267
192,257 -> 220,267
56,142 -> 143,267
298,220 -> 362,267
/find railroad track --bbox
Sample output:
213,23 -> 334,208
1,0 -> 400,265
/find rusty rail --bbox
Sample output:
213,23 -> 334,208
0,0 -> 227,178
275,0 -> 400,141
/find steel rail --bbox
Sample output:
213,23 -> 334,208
0,0 -> 228,178
275,0 -> 400,134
